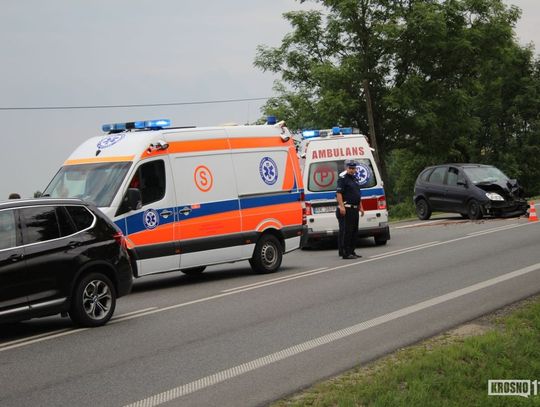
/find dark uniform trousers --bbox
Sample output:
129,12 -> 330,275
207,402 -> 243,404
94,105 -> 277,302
336,206 -> 359,257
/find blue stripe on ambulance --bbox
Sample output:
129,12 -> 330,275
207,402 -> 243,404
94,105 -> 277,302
305,187 -> 385,201
118,191 -> 302,235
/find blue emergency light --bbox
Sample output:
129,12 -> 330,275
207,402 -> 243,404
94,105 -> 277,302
102,119 -> 171,133
267,115 -> 277,125
302,130 -> 320,139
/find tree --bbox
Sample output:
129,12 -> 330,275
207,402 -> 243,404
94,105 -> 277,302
255,0 -> 540,201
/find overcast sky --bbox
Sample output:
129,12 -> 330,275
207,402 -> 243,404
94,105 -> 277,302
0,0 -> 538,199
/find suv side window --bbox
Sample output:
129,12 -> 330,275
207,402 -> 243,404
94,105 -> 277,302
66,206 -> 94,231
0,209 -> 17,250
20,206 -> 61,244
428,167 -> 447,184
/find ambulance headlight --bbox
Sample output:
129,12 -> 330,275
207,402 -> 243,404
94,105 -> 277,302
486,192 -> 504,201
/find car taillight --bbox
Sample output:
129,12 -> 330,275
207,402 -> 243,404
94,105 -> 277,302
305,202 -> 312,216
377,196 -> 387,210
113,232 -> 127,249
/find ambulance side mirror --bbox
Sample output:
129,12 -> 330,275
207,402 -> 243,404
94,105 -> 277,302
126,188 -> 143,211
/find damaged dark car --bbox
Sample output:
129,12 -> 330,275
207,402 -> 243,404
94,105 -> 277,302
413,164 -> 528,220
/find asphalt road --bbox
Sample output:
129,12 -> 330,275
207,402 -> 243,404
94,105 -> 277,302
1,213 -> 539,407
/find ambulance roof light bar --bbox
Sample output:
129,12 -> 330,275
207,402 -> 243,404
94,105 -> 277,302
301,126 -> 355,139
102,119 -> 171,133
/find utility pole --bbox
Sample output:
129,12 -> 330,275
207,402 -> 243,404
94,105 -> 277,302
363,79 -> 382,171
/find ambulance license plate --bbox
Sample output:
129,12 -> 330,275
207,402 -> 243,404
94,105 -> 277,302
314,205 -> 337,214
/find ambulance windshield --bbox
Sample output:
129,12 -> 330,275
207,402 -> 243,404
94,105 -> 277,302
307,159 -> 377,192
43,162 -> 132,207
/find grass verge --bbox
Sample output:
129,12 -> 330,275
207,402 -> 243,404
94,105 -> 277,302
272,295 -> 540,407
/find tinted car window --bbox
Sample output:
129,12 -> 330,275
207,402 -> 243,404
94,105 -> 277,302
66,205 -> 94,231
428,167 -> 446,184
56,206 -> 76,237
419,168 -> 432,182
21,206 -> 61,244
447,168 -> 458,186
0,209 -> 17,250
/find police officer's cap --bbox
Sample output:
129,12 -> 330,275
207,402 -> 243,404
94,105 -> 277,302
345,160 -> 358,167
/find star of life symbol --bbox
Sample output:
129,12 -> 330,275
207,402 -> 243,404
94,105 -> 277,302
143,209 -> 159,230
97,133 -> 124,149
259,157 -> 278,185
355,163 -> 371,186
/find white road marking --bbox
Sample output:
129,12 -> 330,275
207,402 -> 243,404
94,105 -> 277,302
368,241 -> 440,258
123,261 -> 540,407
0,307 -> 157,351
109,307 -> 159,324
394,219 -> 451,229
0,328 -> 88,352
467,223 -> 523,236
221,267 -> 328,292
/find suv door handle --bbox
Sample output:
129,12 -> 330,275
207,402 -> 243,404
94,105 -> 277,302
68,241 -> 81,249
8,253 -> 23,262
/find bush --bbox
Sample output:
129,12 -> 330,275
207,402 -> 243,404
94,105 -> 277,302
388,201 -> 416,221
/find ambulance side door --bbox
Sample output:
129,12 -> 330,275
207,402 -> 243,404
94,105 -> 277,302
170,152 -> 242,267
119,157 -> 179,276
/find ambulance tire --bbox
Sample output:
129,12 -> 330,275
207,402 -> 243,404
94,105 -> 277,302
374,236 -> 388,246
250,234 -> 283,274
181,266 -> 206,275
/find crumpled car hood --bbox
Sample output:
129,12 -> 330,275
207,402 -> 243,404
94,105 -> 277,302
475,178 -> 525,200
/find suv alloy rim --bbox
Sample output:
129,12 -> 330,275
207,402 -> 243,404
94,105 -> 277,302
82,280 -> 113,320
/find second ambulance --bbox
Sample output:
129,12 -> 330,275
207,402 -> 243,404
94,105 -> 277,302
298,127 -> 390,246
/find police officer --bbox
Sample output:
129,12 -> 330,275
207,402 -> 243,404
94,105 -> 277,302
336,160 -> 364,259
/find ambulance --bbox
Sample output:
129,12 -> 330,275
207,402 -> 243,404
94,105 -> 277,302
298,127 -> 390,246
43,118 -> 305,276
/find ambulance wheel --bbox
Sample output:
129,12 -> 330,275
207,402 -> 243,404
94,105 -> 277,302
181,266 -> 206,275
374,237 -> 388,246
250,234 -> 282,274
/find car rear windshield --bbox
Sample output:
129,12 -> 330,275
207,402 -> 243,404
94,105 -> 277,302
462,166 -> 508,184
43,162 -> 131,207
307,159 -> 377,192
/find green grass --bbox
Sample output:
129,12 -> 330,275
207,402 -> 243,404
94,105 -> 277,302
272,296 -> 540,407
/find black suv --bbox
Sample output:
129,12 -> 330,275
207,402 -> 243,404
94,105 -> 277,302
0,198 -> 132,326
413,164 -> 528,220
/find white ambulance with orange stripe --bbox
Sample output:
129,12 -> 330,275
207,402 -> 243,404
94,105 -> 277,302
43,118 -> 305,276
298,127 -> 390,246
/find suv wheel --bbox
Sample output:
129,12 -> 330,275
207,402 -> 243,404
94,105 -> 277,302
415,198 -> 432,220
249,234 -> 283,274
69,272 -> 116,327
467,199 -> 484,220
